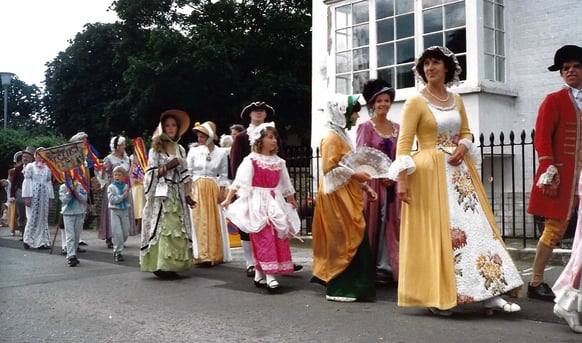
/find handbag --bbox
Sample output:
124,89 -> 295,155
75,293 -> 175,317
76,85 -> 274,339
155,181 -> 168,199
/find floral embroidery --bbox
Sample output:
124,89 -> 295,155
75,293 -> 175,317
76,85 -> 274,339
451,169 -> 478,212
476,252 -> 508,295
457,294 -> 475,305
451,227 -> 467,250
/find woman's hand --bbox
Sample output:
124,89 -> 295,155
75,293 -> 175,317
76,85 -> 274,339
352,171 -> 372,183
380,178 -> 394,188
447,144 -> 468,166
361,183 -> 378,202
396,172 -> 411,203
185,195 -> 197,208
220,199 -> 231,209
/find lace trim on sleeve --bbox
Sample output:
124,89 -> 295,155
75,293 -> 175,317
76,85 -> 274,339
387,155 -> 416,181
323,165 -> 353,194
458,138 -> 481,166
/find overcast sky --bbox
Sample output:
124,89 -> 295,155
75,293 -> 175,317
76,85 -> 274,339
0,0 -> 118,87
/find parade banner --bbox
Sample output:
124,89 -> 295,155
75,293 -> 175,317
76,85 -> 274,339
38,141 -> 85,175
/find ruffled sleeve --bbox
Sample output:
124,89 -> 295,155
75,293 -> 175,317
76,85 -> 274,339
230,156 -> 253,197
21,164 -> 33,198
276,159 -> 296,197
144,149 -> 161,200
387,96 -> 423,181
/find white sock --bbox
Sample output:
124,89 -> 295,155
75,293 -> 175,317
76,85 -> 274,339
241,240 -> 254,268
266,274 -> 278,284
254,269 -> 265,282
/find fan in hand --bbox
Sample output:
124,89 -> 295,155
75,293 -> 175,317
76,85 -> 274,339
339,147 -> 392,179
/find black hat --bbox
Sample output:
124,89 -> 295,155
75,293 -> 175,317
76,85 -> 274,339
548,45 -> 582,71
240,101 -> 275,120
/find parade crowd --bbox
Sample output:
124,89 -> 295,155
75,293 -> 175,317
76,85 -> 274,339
1,45 -> 582,334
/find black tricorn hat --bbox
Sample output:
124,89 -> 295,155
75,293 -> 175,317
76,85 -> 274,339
240,101 -> 275,120
548,45 -> 582,71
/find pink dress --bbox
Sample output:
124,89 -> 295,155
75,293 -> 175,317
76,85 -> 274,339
552,174 -> 582,312
356,120 -> 401,281
226,152 -> 300,274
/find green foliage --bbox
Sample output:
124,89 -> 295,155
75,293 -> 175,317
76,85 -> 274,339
42,0 -> 312,154
0,128 -> 67,178
0,78 -> 48,130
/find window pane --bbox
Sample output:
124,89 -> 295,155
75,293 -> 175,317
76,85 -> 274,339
377,18 -> 394,43
336,28 -> 351,51
396,13 -> 414,39
484,54 -> 494,80
353,71 -> 370,93
423,7 -> 443,33
353,47 -> 370,71
483,28 -> 494,54
496,56 -> 505,82
396,0 -> 414,14
495,31 -> 504,55
495,4 -> 504,30
336,5 -> 351,29
353,24 -> 369,48
445,28 -> 466,53
376,0 -> 394,18
445,2 -> 465,29
378,43 -> 395,67
396,39 -> 415,64
336,75 -> 350,95
483,1 -> 493,27
378,68 -> 395,86
423,0 -> 442,9
396,64 -> 415,88
353,1 -> 369,24
336,52 -> 352,73
424,32 -> 443,48
457,54 -> 467,81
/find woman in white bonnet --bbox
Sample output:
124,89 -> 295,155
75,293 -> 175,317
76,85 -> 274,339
97,135 -> 136,248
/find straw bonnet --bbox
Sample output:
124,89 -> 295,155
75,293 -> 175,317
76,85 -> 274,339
192,121 -> 218,142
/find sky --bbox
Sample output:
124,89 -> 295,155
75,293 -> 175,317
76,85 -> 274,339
0,0 -> 118,87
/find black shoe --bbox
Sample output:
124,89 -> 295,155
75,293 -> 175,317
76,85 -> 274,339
153,270 -> 179,280
106,238 -> 113,249
61,249 -> 67,255
77,247 -> 87,253
293,264 -> 303,272
246,266 -> 255,278
527,282 -> 555,301
68,256 -> 79,267
79,241 -> 88,246
114,253 -> 124,262
38,245 -> 50,250
23,243 -> 30,250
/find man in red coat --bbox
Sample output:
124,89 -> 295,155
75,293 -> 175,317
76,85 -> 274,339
527,45 -> 582,301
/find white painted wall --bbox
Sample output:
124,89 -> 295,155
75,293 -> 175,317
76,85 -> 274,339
311,0 -> 582,150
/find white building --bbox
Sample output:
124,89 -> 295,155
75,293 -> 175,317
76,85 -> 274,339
310,0 -> 582,236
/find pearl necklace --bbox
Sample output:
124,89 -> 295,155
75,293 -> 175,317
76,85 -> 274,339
425,87 -> 450,102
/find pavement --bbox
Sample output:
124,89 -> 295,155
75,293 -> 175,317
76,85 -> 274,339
0,223 -> 571,283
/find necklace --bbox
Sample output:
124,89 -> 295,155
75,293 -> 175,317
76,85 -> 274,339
425,87 -> 450,102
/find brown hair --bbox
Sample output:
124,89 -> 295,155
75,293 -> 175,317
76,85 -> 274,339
415,48 -> 458,84
252,126 -> 279,155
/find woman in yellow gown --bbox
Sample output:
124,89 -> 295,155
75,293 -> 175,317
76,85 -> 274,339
311,94 -> 378,302
388,46 -> 523,315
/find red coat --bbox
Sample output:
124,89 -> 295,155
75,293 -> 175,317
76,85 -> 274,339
528,88 -> 580,220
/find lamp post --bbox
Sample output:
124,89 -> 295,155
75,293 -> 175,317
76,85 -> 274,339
1,72 -> 15,129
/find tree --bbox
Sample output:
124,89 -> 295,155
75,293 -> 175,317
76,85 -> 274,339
43,0 -> 312,152
44,22 -> 128,154
0,78 -> 47,131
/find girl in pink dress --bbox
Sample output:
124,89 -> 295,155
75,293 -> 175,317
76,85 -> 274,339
221,122 -> 300,292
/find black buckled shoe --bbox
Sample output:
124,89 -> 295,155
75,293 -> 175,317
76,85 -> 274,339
527,282 -> 555,301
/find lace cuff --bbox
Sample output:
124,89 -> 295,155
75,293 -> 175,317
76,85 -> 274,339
323,165 -> 353,194
537,165 -> 559,187
387,155 -> 415,181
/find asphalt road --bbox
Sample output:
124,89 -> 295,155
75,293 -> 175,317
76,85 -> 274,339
0,227 -> 580,343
